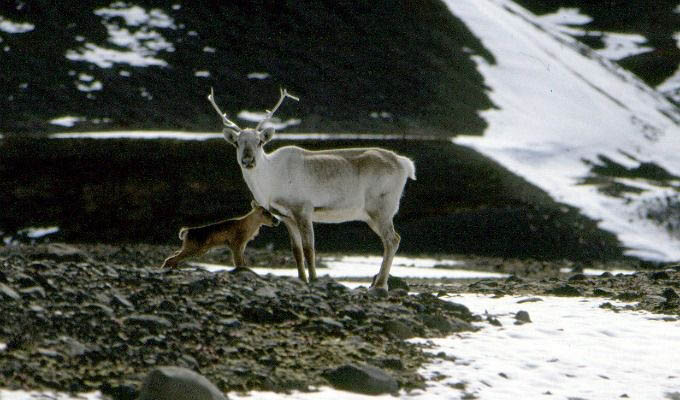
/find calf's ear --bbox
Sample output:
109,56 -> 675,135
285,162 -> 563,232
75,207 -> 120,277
250,199 -> 259,209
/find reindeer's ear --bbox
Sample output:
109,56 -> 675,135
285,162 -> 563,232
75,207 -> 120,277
259,127 -> 275,144
250,199 -> 259,209
223,128 -> 239,147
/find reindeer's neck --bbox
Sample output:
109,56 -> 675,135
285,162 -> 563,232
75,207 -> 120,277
241,151 -> 274,208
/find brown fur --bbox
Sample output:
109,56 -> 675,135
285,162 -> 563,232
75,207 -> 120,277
162,204 -> 278,269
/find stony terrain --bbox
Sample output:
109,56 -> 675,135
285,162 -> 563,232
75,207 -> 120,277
1,242 -> 678,398
0,243 -> 478,398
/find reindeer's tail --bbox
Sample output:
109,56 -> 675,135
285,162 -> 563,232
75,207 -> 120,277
398,156 -> 416,181
178,227 -> 189,241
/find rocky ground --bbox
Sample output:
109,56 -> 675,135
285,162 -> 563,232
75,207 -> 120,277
0,243 -> 678,398
0,243 -> 477,398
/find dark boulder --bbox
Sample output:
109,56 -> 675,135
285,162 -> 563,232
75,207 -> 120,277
323,364 -> 398,395
139,366 -> 228,400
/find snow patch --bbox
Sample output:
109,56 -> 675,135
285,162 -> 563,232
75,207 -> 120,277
0,16 -> 34,33
445,0 -> 680,261
49,116 -> 85,127
194,70 -> 211,78
247,72 -> 271,80
413,294 -> 680,400
237,110 -> 301,130
596,32 -> 654,61
66,3 -> 175,68
18,226 -> 60,239
193,255 -> 508,280
536,8 -> 654,60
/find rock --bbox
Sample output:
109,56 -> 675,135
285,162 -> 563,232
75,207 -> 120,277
486,315 -> 502,326
340,305 -> 367,321
19,286 -> 46,299
322,364 -> 398,395
139,366 -> 228,400
517,297 -> 543,304
662,288 -> 679,301
37,243 -> 90,262
382,319 -> 416,340
112,293 -> 135,309
254,285 -> 278,299
374,357 -> 404,370
124,315 -> 172,330
61,336 -> 91,358
593,288 -> 613,297
387,276 -> 409,292
0,283 -> 21,300
515,311 -> 531,324
547,284 -> 582,297
568,273 -> 586,282
422,314 -> 474,334
219,318 -> 241,329
649,271 -> 670,280
317,317 -> 344,332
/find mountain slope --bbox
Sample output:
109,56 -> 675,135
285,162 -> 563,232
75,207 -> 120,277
446,0 -> 680,261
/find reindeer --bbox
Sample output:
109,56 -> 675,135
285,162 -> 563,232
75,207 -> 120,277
207,88 -> 415,290
161,201 -> 279,269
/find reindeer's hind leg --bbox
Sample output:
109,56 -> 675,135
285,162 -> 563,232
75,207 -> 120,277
293,209 -> 317,282
366,215 -> 400,291
162,242 -> 201,268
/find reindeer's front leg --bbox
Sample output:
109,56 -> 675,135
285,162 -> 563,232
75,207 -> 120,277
230,242 -> 247,268
282,217 -> 307,283
292,208 -> 317,282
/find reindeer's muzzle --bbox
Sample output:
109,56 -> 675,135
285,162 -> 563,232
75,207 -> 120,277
241,156 -> 255,169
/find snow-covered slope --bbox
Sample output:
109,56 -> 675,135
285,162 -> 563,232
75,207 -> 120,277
445,0 -> 680,261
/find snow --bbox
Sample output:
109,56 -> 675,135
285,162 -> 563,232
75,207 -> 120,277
445,0 -> 680,261
248,72 -> 271,80
66,4 -> 175,68
18,226 -> 60,239
558,267 -> 634,275
193,255 -> 508,280
194,70 -> 211,78
0,16 -> 34,33
6,294 -> 677,400
237,110 -> 302,130
535,8 -> 654,60
49,116 -> 85,127
596,32 -> 654,61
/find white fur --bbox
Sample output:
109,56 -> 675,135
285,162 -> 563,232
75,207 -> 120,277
229,128 -> 415,290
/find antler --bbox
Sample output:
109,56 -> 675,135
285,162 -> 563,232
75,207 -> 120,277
207,87 -> 241,131
255,88 -> 300,131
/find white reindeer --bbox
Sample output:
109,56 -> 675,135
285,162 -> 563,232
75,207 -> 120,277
207,88 -> 415,290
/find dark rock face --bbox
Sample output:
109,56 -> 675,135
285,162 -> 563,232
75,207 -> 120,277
322,364 -> 399,395
139,366 -> 228,400
0,243 -> 479,394
514,311 -> 532,324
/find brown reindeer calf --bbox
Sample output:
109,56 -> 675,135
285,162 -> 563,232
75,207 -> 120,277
162,201 -> 279,269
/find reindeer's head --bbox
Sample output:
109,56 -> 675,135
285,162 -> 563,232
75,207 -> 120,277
208,88 -> 298,170
223,128 -> 274,169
